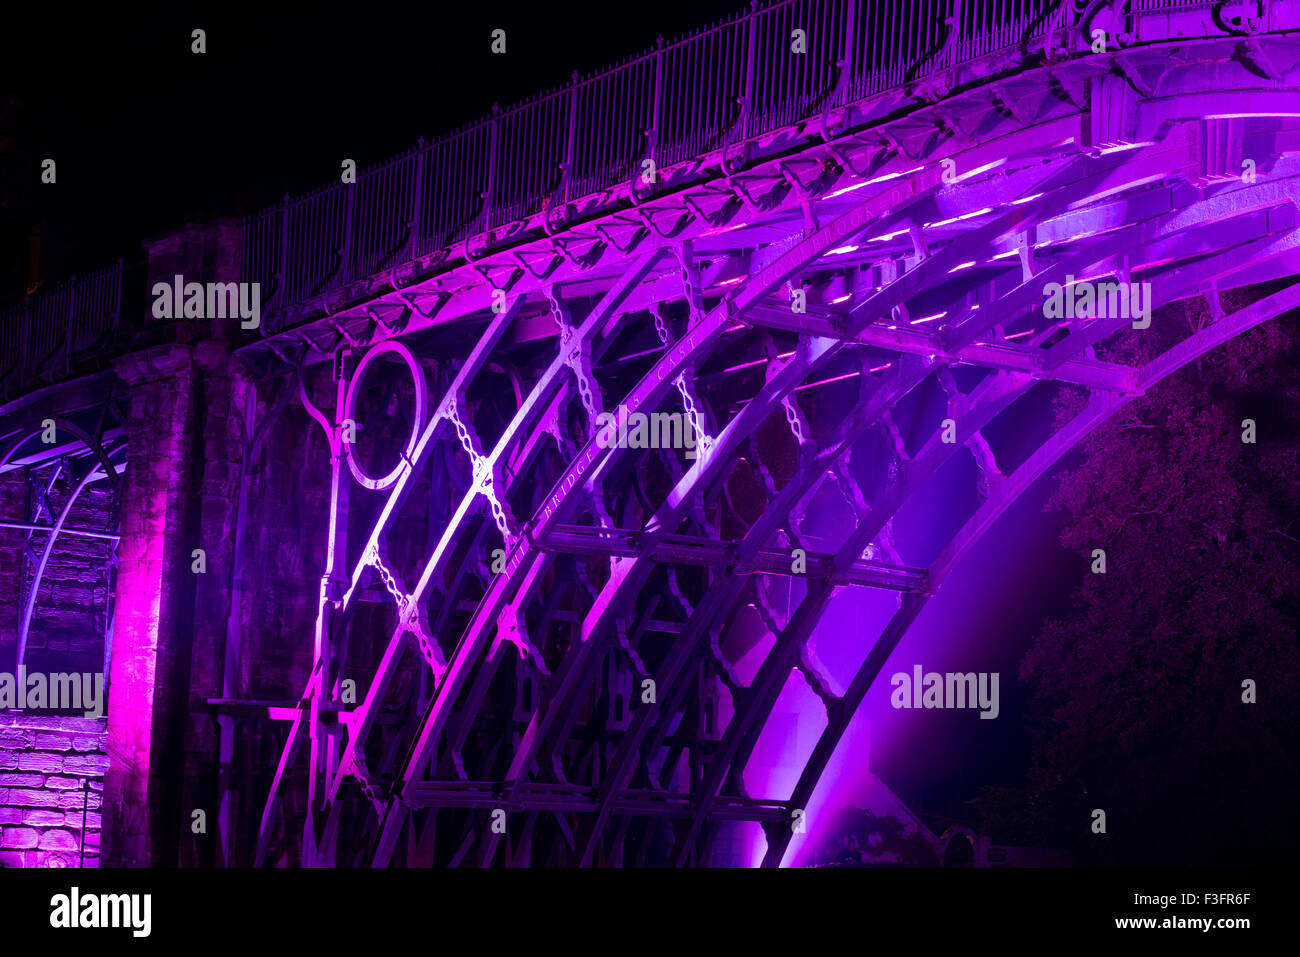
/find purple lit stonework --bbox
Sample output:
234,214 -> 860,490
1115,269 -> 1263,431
1,0 -> 1298,868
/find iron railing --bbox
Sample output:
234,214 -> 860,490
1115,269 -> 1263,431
0,0 -> 1254,399
244,0 -> 1072,324
0,262 -> 123,399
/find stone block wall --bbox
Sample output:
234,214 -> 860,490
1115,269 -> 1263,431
0,713 -> 108,867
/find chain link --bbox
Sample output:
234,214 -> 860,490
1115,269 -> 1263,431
552,290 -> 604,429
447,398 -> 516,542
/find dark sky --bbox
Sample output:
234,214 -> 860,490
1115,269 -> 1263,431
0,0 -> 743,305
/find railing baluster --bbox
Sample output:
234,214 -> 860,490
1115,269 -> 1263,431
338,180 -> 356,287
112,259 -> 122,350
649,37 -> 664,172
64,275 -> 75,378
485,104 -> 499,236
277,195 -> 290,320
740,1 -> 758,146
21,296 -> 31,391
842,0 -> 856,110
408,139 -> 425,257
563,73 -> 578,206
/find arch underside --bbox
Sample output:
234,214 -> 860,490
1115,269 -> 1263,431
0,403 -> 127,675
249,33 -> 1300,867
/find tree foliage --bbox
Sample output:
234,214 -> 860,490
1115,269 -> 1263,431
975,286 -> 1300,865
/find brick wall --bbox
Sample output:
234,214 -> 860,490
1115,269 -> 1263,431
0,713 -> 108,868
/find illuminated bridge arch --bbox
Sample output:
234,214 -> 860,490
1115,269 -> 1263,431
235,0 -> 1300,866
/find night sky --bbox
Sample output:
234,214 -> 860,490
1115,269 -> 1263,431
0,1 -> 743,304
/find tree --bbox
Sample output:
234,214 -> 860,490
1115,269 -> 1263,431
975,284 -> 1300,866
